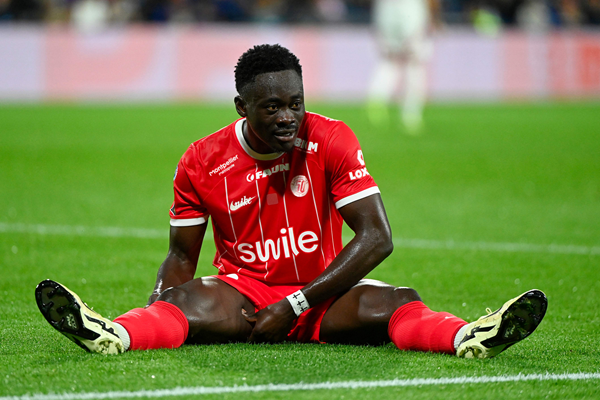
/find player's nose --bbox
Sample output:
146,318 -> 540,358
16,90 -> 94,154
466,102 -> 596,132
276,107 -> 295,126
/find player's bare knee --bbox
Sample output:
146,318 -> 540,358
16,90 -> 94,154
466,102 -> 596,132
390,287 -> 421,308
156,286 -> 189,310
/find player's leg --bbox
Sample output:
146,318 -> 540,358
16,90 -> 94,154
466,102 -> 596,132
399,33 -> 432,134
153,276 -> 254,345
111,276 -> 253,350
319,279 -> 425,345
320,281 -> 548,358
366,56 -> 401,126
400,56 -> 427,133
319,280 -> 466,352
36,277 -> 254,354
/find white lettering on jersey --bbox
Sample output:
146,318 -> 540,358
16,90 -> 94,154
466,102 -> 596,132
237,227 -> 318,263
246,163 -> 289,182
294,138 -> 318,153
209,155 -> 239,176
230,196 -> 255,212
349,167 -> 370,180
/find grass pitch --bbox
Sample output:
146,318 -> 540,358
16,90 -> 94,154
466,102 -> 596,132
1,102 -> 599,399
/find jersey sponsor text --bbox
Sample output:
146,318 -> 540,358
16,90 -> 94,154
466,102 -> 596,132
246,163 -> 289,182
349,167 -> 370,180
209,155 -> 239,176
294,138 -> 318,153
237,227 -> 319,263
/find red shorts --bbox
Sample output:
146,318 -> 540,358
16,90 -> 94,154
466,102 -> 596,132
215,273 -> 336,343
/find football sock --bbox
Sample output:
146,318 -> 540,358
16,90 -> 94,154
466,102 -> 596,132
388,301 -> 468,354
112,322 -> 131,350
113,301 -> 189,350
453,323 -> 470,350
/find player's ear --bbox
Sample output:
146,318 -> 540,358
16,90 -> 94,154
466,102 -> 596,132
234,96 -> 247,118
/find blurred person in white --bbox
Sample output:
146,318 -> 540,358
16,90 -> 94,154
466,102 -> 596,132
367,0 -> 440,134
71,0 -> 110,33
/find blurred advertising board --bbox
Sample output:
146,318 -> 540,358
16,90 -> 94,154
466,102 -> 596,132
1,25 -> 599,101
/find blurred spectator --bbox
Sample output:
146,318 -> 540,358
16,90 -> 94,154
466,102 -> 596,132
581,0 -> 600,24
71,0 -> 109,32
517,0 -> 552,31
366,0 -> 441,134
0,0 -> 44,21
0,0 -> 598,27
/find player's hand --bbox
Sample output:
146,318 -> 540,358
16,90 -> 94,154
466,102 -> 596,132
243,299 -> 296,343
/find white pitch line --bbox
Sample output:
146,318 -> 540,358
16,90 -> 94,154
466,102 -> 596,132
2,372 -> 599,400
0,222 -> 166,239
1,222 -> 599,256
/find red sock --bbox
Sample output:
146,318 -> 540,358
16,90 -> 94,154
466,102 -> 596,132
113,301 -> 189,350
388,301 -> 467,354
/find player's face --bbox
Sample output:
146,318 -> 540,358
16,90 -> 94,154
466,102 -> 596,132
236,70 -> 305,154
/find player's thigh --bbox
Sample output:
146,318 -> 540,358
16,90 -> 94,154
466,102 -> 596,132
320,279 -> 421,345
157,276 -> 254,344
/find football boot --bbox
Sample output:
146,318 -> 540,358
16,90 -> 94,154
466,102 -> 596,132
35,279 -> 125,355
456,289 -> 547,359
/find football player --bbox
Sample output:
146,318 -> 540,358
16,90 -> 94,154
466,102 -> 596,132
36,44 -> 547,358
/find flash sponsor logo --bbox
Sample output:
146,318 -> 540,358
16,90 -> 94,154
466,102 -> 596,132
237,227 -> 319,263
246,163 -> 289,182
230,196 -> 255,211
209,155 -> 239,176
349,167 -> 370,180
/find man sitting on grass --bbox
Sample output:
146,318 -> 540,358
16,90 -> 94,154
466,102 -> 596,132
35,44 -> 547,358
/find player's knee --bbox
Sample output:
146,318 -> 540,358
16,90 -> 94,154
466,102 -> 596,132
389,287 -> 421,308
156,286 -> 189,310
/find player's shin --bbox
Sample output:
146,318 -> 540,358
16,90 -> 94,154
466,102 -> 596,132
113,301 -> 189,350
387,301 -> 467,354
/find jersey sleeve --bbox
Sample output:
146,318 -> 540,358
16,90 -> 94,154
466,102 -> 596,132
169,145 -> 209,227
325,122 -> 380,209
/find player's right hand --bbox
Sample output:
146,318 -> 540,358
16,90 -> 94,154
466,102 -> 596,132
243,299 -> 296,343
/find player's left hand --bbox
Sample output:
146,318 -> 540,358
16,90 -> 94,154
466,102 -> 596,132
243,299 -> 296,343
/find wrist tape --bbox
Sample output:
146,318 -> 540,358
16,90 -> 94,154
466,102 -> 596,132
286,290 -> 310,317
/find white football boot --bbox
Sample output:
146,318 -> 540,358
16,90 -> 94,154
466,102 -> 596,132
456,289 -> 547,359
35,279 -> 125,354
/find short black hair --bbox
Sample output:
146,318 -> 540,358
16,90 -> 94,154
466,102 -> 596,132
235,44 -> 303,96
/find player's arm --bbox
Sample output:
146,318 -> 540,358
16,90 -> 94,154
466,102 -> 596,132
244,193 -> 393,342
301,192 -> 392,305
147,223 -> 207,306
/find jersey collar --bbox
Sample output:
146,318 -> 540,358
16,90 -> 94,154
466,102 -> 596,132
235,119 -> 285,161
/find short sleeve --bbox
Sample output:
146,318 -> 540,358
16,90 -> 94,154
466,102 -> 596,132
169,145 -> 209,227
325,122 -> 380,209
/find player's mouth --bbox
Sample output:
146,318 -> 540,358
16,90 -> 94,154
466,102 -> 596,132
273,129 -> 297,142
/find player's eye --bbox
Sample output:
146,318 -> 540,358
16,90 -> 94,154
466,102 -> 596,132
266,105 -> 278,112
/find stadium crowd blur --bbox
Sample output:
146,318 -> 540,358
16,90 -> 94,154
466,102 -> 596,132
0,0 -> 599,30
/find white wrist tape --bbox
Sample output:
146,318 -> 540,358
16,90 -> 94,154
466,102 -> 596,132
286,290 -> 310,317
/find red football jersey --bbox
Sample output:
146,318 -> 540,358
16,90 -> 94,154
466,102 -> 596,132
170,112 -> 379,285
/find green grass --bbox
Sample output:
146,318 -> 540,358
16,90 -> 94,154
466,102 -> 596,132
1,102 -> 599,399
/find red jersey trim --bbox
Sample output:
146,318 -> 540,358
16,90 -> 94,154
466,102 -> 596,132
170,217 -> 207,227
335,186 -> 380,209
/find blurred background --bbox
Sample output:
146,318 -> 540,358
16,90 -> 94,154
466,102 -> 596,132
1,0 -> 600,28
0,0 -> 599,102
